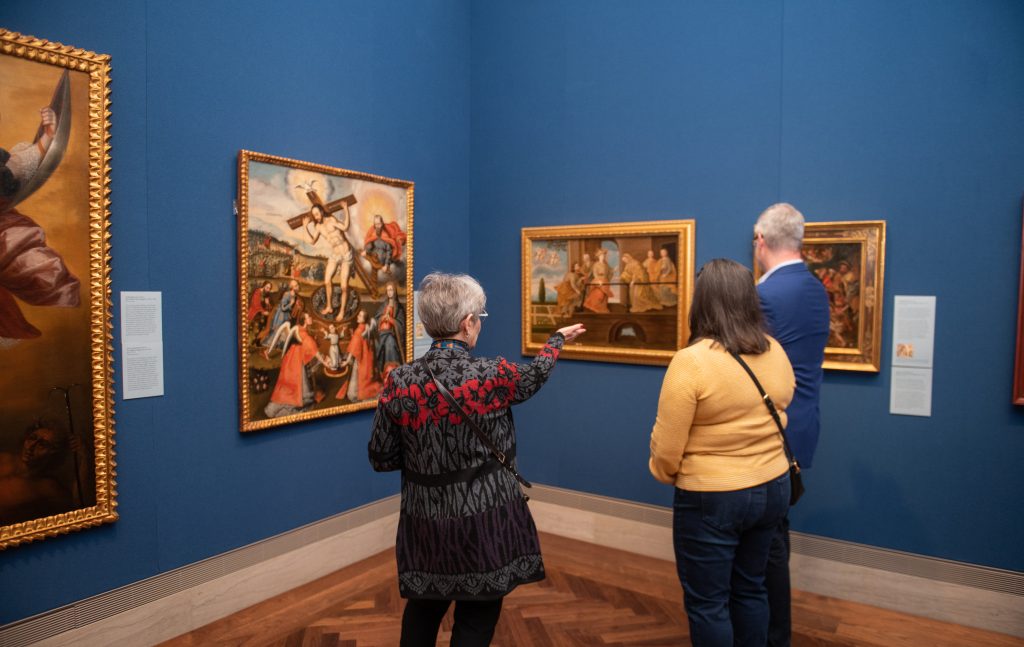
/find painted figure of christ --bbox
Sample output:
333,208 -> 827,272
303,202 -> 353,321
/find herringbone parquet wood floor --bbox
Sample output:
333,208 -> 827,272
160,533 -> 1023,647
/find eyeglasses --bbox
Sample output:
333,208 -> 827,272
476,310 -> 488,320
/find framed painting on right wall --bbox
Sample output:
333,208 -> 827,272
755,220 -> 886,372
1013,200 -> 1024,405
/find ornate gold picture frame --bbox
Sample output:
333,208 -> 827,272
756,220 -> 886,372
522,220 -> 695,366
0,30 -> 116,549
238,151 -> 414,432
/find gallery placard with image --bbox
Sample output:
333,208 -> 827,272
237,151 -> 413,432
521,220 -> 695,366
0,30 -> 116,549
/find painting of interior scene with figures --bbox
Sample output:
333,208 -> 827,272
239,153 -> 412,431
802,242 -> 862,349
525,225 -> 692,364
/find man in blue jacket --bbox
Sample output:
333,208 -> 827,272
753,203 -> 830,647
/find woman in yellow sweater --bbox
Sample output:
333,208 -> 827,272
650,258 -> 794,647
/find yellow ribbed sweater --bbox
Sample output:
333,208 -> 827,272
649,337 -> 795,491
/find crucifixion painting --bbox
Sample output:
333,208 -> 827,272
238,151 -> 414,432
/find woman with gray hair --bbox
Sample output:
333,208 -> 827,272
369,272 -> 584,646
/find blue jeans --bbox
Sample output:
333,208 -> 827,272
766,513 -> 791,647
673,473 -> 791,647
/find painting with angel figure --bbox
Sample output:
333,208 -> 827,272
237,151 -> 414,432
0,29 -> 116,550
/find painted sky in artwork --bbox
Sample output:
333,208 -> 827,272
530,239 -> 621,302
247,161 -> 407,257
529,241 -> 568,301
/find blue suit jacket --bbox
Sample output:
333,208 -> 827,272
757,263 -> 830,468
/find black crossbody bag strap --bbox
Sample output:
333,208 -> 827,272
728,351 -> 800,476
422,359 -> 532,488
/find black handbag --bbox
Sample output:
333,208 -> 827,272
729,351 -> 805,506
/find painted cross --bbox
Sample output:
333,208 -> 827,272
288,189 -> 380,299
286,189 -> 356,230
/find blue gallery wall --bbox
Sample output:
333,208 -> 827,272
3,0 -> 1023,629
0,0 -> 469,624
469,0 -> 1024,572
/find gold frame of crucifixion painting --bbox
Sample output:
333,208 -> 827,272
754,220 -> 887,372
237,151 -> 414,432
0,30 -> 117,549
522,220 -> 696,366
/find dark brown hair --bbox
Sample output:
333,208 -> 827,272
688,258 -> 769,355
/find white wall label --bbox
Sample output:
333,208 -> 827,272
889,295 -> 935,416
121,291 -> 165,399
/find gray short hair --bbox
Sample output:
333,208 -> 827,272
417,272 -> 487,339
755,203 -> 805,252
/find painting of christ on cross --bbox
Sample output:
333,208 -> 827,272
237,151 -> 414,432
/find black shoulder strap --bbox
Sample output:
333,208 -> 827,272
421,358 -> 532,488
729,351 -> 800,472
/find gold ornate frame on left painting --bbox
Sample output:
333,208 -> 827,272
0,30 -> 116,549
237,151 -> 414,432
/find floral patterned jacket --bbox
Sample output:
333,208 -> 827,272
367,333 -> 565,599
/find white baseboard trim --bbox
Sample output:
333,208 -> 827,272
0,496 -> 400,647
527,484 -> 1024,638
4,484 -> 1022,645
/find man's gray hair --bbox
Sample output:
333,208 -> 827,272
755,203 -> 805,252
417,272 -> 487,339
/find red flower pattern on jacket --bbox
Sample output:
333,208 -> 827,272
537,345 -> 559,361
380,362 -> 521,431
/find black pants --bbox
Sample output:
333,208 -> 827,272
400,598 -> 504,647
766,514 -> 791,647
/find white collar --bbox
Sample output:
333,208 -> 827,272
757,258 -> 805,285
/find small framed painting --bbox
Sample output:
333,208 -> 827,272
521,220 -> 695,366
756,220 -> 886,372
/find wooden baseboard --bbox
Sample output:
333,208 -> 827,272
0,497 -> 400,647
527,484 -> 1024,638
3,484 -> 1022,645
